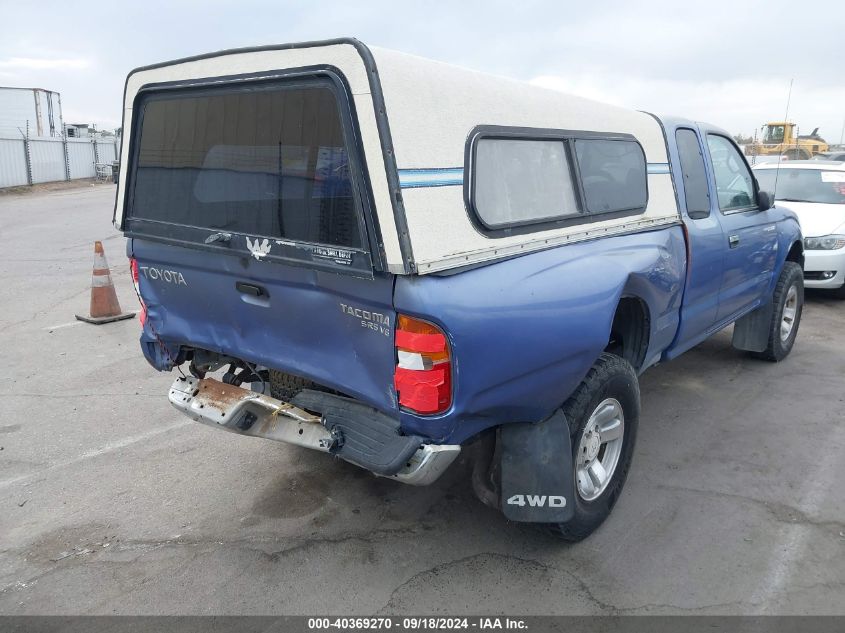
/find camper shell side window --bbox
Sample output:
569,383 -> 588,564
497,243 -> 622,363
465,125 -> 649,237
122,69 -> 382,276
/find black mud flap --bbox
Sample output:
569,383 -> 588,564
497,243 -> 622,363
500,409 -> 575,523
732,298 -> 774,353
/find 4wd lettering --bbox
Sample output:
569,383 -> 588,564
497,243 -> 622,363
340,303 -> 391,337
506,494 -> 567,508
139,266 -> 187,286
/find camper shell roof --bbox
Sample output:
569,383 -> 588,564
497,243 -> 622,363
115,38 -> 680,274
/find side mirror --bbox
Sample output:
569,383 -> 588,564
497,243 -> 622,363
757,190 -> 774,211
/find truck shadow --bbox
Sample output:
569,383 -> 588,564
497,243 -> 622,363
804,288 -> 844,306
251,442 -> 573,551
249,293 -> 839,553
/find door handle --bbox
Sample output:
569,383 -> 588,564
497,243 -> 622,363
728,235 -> 740,249
235,281 -> 268,298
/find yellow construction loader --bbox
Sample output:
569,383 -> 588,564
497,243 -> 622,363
745,122 -> 829,159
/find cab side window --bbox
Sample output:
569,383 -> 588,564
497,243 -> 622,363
675,128 -> 710,217
706,135 -> 756,212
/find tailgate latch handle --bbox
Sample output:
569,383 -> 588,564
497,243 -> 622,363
236,281 -> 268,298
205,232 -> 232,245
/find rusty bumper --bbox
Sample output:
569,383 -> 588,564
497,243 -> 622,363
168,376 -> 459,485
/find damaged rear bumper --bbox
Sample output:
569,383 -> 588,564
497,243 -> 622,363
168,376 -> 459,485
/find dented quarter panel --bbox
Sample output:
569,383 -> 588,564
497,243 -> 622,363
393,227 -> 687,444
130,238 -> 399,414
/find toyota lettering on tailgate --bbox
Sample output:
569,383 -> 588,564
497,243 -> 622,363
139,266 -> 188,286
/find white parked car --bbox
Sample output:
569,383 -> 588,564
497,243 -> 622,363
811,150 -> 845,162
753,161 -> 845,297
747,154 -> 789,166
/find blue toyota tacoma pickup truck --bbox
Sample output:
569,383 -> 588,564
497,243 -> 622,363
115,39 -> 804,540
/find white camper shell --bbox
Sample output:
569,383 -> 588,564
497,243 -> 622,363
115,38 -> 680,275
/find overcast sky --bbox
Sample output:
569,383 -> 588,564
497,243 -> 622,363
1,0 -> 843,142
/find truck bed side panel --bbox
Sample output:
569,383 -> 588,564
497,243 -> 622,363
393,226 -> 687,444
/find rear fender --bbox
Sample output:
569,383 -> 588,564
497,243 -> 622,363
393,226 -> 687,444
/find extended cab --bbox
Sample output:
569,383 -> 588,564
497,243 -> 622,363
115,39 -> 804,540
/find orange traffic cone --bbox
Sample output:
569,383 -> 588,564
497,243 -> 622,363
75,241 -> 135,325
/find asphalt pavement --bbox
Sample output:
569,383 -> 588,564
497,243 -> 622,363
0,183 -> 843,615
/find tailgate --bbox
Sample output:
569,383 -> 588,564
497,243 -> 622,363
122,64 -> 398,414
133,238 -> 397,413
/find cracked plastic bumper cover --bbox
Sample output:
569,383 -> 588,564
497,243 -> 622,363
168,376 -> 459,485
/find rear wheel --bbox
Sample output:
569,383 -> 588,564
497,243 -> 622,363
753,261 -> 803,361
547,353 -> 640,542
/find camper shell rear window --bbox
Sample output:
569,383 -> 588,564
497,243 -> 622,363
465,126 -> 648,236
123,73 -> 378,275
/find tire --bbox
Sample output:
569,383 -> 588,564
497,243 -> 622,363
547,353 -> 640,542
753,261 -> 803,362
269,369 -> 319,401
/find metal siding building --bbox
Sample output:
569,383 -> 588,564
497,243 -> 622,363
0,85 -> 121,188
0,87 -> 63,138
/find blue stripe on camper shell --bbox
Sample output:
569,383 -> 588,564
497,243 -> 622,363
398,168 -> 464,189
398,163 -> 671,188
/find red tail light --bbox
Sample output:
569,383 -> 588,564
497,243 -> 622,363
129,257 -> 147,326
393,315 -> 452,415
